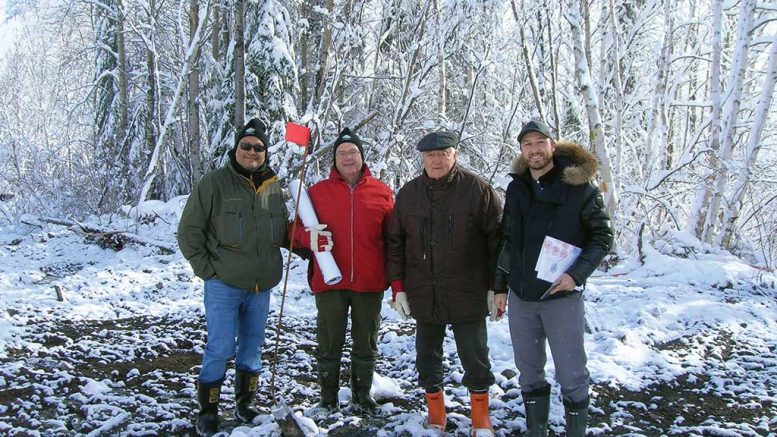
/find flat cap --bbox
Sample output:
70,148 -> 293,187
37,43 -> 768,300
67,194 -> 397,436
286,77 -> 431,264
517,119 -> 553,143
416,131 -> 458,152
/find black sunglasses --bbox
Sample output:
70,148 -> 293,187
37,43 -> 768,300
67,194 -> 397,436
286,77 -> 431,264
239,142 -> 267,153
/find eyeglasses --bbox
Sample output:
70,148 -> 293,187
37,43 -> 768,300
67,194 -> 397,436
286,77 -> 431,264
239,142 -> 267,153
336,150 -> 361,158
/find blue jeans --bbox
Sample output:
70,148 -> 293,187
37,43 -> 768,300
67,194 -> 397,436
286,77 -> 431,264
199,278 -> 272,384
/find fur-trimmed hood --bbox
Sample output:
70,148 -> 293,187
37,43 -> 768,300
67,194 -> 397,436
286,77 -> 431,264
510,140 -> 599,186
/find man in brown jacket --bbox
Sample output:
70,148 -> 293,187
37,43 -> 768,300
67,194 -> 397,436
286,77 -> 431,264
386,131 -> 502,436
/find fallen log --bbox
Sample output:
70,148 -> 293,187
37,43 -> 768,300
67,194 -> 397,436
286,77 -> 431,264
21,217 -> 176,255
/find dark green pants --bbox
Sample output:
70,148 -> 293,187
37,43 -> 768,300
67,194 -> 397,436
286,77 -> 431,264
416,319 -> 494,392
315,290 -> 383,390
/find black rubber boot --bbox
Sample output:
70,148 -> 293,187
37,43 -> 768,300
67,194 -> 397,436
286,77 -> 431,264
234,370 -> 261,424
564,397 -> 589,437
305,367 -> 340,418
351,367 -> 378,413
320,367 -> 340,409
522,386 -> 551,437
196,379 -> 222,437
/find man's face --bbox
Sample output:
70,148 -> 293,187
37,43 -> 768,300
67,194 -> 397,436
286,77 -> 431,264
236,136 -> 266,171
422,147 -> 457,180
520,132 -> 555,174
335,142 -> 363,182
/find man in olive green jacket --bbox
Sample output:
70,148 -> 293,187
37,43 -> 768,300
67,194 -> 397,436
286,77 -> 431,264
178,119 -> 287,436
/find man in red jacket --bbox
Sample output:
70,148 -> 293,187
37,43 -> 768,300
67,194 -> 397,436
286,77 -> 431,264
291,127 -> 394,416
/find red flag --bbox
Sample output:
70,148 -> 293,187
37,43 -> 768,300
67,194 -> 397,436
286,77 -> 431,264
285,122 -> 310,148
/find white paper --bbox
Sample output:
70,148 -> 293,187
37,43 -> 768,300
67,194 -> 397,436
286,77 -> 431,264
289,179 -> 343,285
535,236 -> 582,283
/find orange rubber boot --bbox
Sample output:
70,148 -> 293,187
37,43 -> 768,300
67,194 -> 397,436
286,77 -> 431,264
470,391 -> 494,436
425,390 -> 446,431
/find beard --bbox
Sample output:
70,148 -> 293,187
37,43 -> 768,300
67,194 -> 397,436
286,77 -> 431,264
526,153 -> 552,170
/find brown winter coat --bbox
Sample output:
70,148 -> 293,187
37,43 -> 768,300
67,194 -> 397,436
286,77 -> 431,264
386,165 -> 502,324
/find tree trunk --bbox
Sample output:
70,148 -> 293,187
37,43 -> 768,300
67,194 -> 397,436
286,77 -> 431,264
512,0 -> 545,121
144,0 -> 158,178
234,0 -> 246,129
435,0 -> 446,116
608,0 -> 624,192
581,0 -> 592,71
210,6 -> 221,61
138,0 -> 212,204
546,0 -> 561,137
702,0 -> 756,244
689,0 -> 723,239
298,1 -> 310,111
566,0 -> 618,219
717,33 -> 777,248
188,0 -> 203,185
116,0 -> 129,194
645,0 -> 671,174
314,0 -> 335,106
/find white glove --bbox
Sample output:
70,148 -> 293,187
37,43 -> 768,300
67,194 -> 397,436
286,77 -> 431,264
488,290 -> 505,322
390,292 -> 411,321
307,224 -> 333,252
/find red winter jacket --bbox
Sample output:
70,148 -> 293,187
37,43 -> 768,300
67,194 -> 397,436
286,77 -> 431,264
291,165 -> 394,294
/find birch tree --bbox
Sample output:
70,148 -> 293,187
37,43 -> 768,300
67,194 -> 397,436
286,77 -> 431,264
688,0 -> 723,239
566,0 -> 618,219
138,0 -> 213,203
702,0 -> 757,244
717,32 -> 777,248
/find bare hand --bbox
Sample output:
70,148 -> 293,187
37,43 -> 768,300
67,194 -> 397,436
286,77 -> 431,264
547,273 -> 576,296
491,292 -> 507,322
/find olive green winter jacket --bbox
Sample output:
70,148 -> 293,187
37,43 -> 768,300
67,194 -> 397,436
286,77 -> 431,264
177,162 -> 288,291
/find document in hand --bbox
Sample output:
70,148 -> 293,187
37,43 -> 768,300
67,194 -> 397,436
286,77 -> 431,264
534,236 -> 582,283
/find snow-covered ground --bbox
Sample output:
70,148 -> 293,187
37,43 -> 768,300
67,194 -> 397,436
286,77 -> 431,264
0,199 -> 775,436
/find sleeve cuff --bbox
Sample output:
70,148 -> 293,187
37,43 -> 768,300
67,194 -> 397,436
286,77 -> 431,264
390,280 -> 404,300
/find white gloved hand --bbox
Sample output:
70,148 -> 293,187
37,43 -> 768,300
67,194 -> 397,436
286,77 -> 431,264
307,224 -> 333,252
390,292 -> 411,321
488,290 -> 506,322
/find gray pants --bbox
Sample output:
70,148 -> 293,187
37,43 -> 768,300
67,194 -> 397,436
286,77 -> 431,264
508,290 -> 589,404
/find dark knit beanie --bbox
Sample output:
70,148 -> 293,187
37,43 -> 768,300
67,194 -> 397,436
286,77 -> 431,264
235,118 -> 271,152
332,127 -> 364,161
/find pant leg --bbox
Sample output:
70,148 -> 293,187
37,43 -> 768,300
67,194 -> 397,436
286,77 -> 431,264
508,290 -> 549,393
200,278 -> 241,383
451,318 -> 495,391
415,322 -> 446,392
315,290 -> 350,381
234,288 -> 272,373
541,292 -> 589,405
349,291 -> 383,377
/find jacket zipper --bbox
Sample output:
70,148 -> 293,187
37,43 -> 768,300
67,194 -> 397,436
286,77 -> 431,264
349,185 -> 355,283
268,212 -> 275,243
447,215 -> 453,255
422,217 -> 427,261
238,211 -> 244,240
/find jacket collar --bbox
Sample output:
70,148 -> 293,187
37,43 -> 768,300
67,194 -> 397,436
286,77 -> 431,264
510,141 -> 598,186
421,163 -> 458,188
328,164 -> 372,186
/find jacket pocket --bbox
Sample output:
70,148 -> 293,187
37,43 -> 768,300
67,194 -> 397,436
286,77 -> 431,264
214,207 -> 243,247
449,212 -> 475,255
268,212 -> 285,247
403,213 -> 428,262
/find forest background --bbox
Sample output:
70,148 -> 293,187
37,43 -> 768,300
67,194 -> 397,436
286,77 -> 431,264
0,0 -> 775,267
